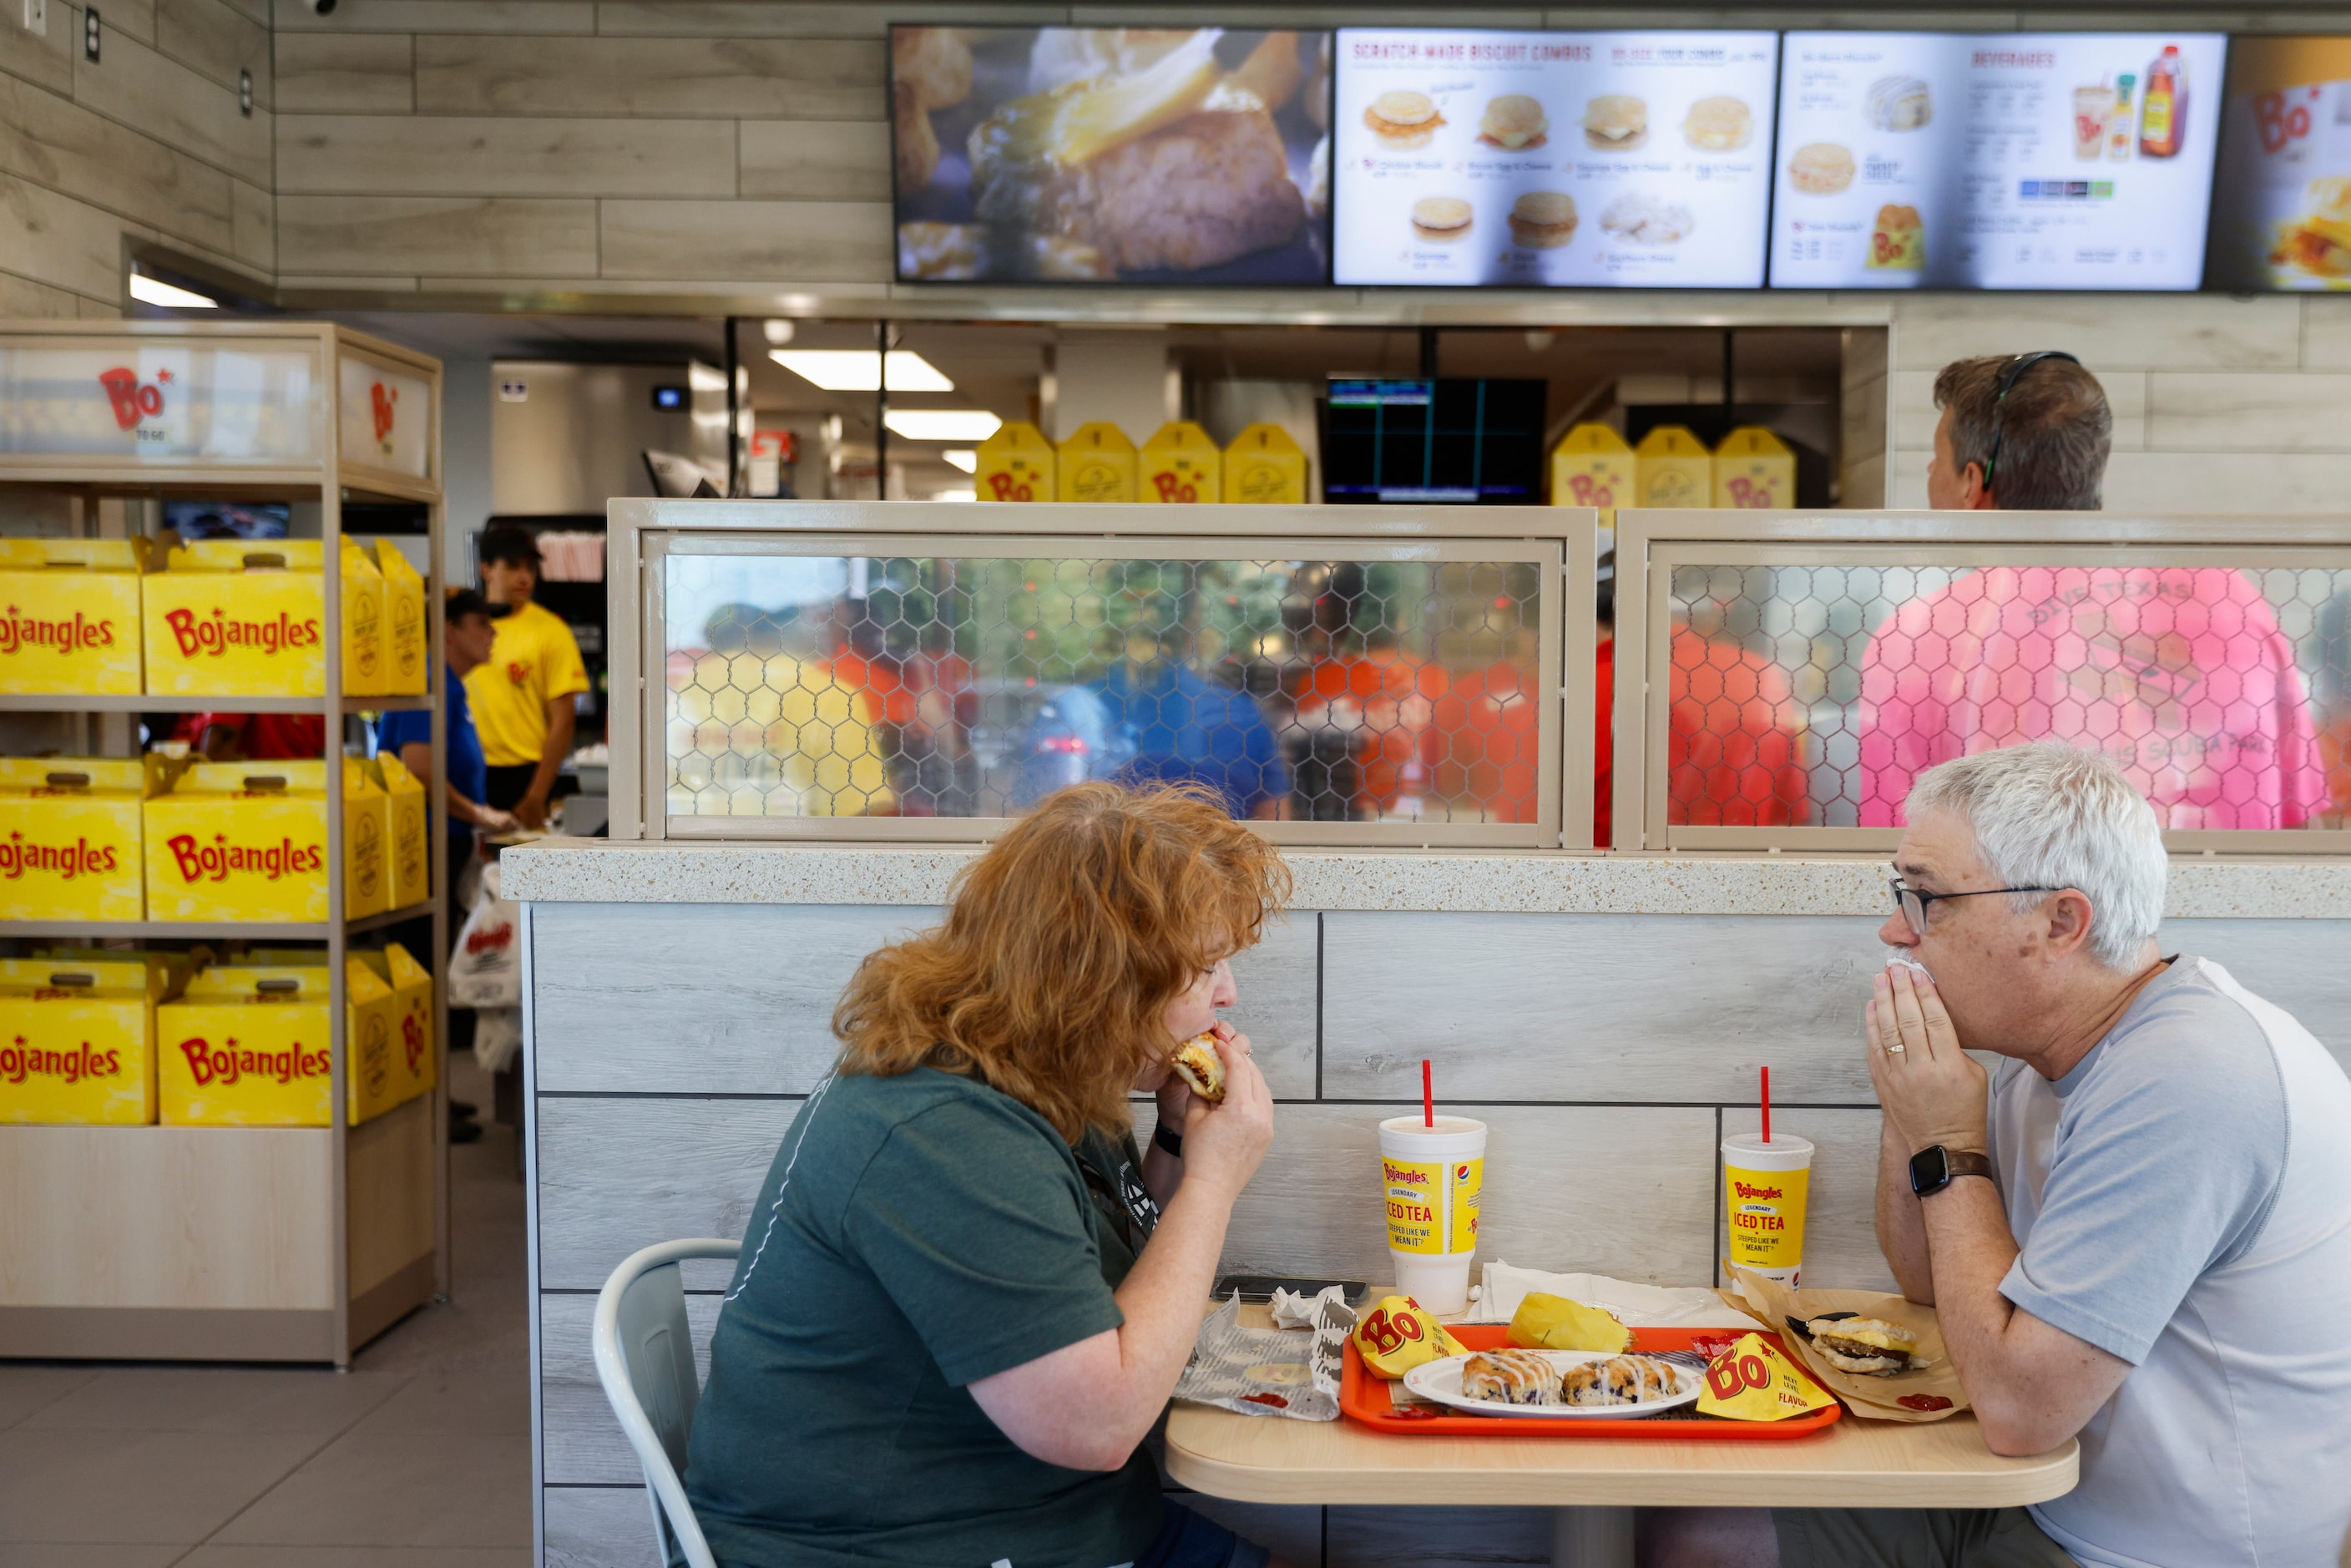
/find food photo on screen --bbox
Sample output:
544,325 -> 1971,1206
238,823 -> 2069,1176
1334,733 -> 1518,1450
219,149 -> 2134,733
2207,36 -> 2351,290
1329,29 -> 1779,289
1769,32 -> 2227,291
892,26 -> 1332,285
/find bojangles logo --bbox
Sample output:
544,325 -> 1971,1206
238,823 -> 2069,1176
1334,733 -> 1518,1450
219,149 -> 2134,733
3,1034 -> 123,1085
1382,1160 -> 1432,1186
162,606 -> 321,660
178,1034 -> 327,1088
97,366 -> 169,431
165,832 -> 324,885
370,381 -> 397,443
0,606 -> 115,658
1,832 -> 119,882
1733,1181 -> 1784,1201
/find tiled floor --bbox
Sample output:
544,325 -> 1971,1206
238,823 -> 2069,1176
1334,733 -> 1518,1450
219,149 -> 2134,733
0,1058 -> 533,1568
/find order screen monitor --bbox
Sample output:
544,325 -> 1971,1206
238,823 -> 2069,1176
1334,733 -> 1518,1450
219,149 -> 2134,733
1321,379 -> 1547,504
1769,31 -> 2227,290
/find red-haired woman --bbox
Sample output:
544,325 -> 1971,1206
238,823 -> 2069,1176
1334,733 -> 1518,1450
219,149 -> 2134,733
686,781 -> 1296,1568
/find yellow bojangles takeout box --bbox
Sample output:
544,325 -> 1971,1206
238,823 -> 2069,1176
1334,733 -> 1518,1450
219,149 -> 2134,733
1057,422 -> 1136,503
0,539 -> 144,695
1139,421 -> 1222,504
0,958 -> 164,1125
354,943 -> 435,1112
975,421 -> 1057,503
144,760 -> 387,923
370,756 -> 429,913
142,539 -> 383,698
1636,426 -> 1713,508
1713,426 -> 1796,510
376,539 -> 428,695
0,756 -> 170,922
1223,423 -> 1308,504
158,959 -> 405,1125
1550,422 -> 1636,508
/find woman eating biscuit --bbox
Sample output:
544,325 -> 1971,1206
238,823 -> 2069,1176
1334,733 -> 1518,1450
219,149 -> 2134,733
685,780 -> 1295,1568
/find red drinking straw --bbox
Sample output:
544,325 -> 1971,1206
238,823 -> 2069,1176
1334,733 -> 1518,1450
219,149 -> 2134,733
1761,1065 -> 1772,1145
1423,1060 -> 1434,1128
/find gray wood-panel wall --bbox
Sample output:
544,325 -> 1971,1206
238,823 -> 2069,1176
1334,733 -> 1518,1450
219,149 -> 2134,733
527,898 -> 2350,1566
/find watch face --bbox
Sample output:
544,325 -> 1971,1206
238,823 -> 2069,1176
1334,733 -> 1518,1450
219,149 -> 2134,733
1909,1144 -> 1949,1195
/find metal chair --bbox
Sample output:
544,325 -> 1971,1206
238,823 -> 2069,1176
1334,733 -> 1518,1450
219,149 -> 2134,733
592,1237 -> 740,1568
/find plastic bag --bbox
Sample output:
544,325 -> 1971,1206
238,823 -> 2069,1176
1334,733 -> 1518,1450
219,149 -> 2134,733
447,862 -> 519,1009
473,1005 -> 522,1075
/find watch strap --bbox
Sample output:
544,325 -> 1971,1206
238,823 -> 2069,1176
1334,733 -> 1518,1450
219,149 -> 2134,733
1941,1150 -> 1995,1185
1152,1122 -> 1184,1160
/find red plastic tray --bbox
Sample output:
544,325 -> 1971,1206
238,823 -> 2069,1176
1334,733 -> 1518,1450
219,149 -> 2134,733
1341,1324 -> 1844,1440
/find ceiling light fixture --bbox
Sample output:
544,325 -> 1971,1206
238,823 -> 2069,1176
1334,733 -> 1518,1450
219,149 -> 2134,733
769,349 -> 951,392
129,273 -> 217,309
942,449 -> 978,473
883,410 -> 1003,442
761,319 -> 795,345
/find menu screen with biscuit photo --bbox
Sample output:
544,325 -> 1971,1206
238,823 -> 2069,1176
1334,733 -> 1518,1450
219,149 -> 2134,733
1330,28 -> 1780,288
2207,36 -> 2351,291
891,26 -> 1333,284
1770,32 -> 2227,290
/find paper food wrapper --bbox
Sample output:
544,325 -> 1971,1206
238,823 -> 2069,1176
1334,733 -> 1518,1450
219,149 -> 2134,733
1174,1288 -> 1354,1422
1696,1331 -> 1837,1423
1720,1265 -> 1968,1423
1350,1293 -> 1469,1379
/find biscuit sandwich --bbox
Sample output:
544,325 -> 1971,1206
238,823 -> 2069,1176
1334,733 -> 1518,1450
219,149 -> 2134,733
1410,195 -> 1473,243
1682,94 -> 1752,151
1581,94 -> 1648,150
1365,89 -> 1443,149
1170,1031 -> 1226,1103
1805,1316 -> 1924,1375
1788,142 -> 1856,194
2273,176 -> 2351,281
1507,191 -> 1577,250
1478,94 -> 1549,149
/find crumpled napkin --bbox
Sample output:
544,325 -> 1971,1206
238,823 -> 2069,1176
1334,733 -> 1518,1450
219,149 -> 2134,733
1464,1263 -> 1761,1328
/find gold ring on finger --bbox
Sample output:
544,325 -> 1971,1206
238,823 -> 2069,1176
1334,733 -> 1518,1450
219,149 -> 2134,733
1886,1044 -> 1906,1056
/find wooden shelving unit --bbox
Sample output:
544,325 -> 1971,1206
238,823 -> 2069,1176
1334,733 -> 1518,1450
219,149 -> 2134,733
0,320 -> 450,1368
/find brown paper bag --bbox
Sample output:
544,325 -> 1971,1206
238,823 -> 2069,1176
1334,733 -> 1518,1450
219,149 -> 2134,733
1719,1265 -> 1970,1424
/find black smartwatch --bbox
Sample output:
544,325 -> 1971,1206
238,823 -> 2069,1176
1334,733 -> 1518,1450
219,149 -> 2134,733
1152,1123 -> 1184,1160
1909,1144 -> 1995,1197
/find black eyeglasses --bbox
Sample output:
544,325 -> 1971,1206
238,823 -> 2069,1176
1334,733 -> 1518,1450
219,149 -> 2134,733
1888,875 -> 2064,937
1979,350 -> 2081,490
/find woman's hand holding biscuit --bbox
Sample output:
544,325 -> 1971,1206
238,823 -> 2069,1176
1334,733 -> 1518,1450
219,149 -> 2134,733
1182,1029 -> 1272,1202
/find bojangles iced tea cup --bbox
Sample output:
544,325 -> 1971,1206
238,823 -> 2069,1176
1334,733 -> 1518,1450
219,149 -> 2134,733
1721,1130 -> 1813,1287
1378,1115 -> 1485,1313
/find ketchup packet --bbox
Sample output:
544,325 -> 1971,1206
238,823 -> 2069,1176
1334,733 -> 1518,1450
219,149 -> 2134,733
1696,1331 -> 1837,1422
1350,1293 -> 1469,1379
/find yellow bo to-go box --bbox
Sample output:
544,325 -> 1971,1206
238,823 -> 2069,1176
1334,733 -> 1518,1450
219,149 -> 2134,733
1551,422 -> 1636,508
1057,422 -> 1136,503
1139,421 -> 1221,504
370,755 -> 429,913
0,539 -> 144,695
1713,426 -> 1796,510
0,958 -> 159,1125
975,421 -> 1057,503
1224,424 -> 1308,504
0,756 -> 168,923
142,539 -> 383,698
354,942 -> 435,1113
144,760 -> 387,924
377,539 -> 428,695
1636,425 -> 1713,508
158,960 -> 404,1126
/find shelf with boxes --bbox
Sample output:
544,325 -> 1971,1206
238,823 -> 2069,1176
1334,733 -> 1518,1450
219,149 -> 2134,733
0,319 -> 451,1367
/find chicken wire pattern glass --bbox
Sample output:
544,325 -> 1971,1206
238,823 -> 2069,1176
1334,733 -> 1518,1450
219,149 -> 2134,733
663,553 -> 1547,824
1666,563 -> 2351,831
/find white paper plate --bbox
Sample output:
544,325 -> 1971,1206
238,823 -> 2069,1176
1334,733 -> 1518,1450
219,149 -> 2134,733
1401,1351 -> 1701,1419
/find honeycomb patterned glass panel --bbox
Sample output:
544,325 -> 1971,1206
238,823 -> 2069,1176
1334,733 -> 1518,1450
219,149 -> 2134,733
1666,563 -> 2351,831
664,552 -> 1547,824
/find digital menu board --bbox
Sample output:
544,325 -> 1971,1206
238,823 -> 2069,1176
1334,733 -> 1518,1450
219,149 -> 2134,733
1331,29 -> 1780,288
2208,37 -> 2351,290
890,26 -> 1332,285
1770,33 -> 2227,290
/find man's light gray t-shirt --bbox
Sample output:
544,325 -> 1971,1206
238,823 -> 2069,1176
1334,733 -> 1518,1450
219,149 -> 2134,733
1986,955 -> 2351,1568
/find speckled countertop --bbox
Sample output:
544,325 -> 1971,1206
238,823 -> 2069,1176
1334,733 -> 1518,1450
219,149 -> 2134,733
499,841 -> 2351,919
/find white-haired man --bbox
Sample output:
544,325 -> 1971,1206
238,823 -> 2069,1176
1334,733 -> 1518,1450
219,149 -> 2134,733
1651,741 -> 2351,1568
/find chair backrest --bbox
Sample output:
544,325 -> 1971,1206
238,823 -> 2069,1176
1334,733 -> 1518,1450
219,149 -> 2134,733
593,1237 -> 741,1568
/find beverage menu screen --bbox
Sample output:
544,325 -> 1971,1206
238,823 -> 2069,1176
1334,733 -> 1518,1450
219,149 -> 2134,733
1769,33 -> 2227,290
2207,36 -> 2351,290
1331,29 -> 1779,288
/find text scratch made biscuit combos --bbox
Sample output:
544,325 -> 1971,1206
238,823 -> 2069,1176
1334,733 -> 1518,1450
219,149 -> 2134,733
1332,28 -> 1778,287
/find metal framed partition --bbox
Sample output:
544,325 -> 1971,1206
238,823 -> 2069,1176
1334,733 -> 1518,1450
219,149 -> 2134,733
607,501 -> 1602,850
1612,509 -> 2351,855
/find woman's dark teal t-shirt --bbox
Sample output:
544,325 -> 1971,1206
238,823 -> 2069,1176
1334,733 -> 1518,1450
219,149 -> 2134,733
684,1067 -> 1164,1568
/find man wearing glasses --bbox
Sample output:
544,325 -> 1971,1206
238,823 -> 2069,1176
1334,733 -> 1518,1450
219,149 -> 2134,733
1654,741 -> 2351,1568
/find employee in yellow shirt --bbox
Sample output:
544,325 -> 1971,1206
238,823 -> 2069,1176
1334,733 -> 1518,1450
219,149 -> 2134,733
467,526 -> 590,830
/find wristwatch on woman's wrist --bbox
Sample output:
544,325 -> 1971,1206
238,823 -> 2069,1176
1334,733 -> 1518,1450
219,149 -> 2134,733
1152,1123 -> 1184,1160
1909,1144 -> 1994,1197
